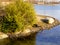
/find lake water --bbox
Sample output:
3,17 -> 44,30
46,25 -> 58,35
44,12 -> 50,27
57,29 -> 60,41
0,4 -> 60,45
35,4 -> 60,45
34,4 -> 60,20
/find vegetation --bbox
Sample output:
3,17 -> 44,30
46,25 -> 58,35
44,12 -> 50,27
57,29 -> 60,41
0,0 -> 36,33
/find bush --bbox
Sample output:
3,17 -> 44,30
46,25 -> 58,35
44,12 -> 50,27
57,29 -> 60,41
1,0 -> 36,33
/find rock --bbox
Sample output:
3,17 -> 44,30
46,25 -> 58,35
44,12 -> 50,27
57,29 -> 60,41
36,15 -> 60,30
0,32 -> 8,39
0,15 -> 60,39
41,19 -> 49,24
46,17 -> 54,24
41,17 -> 54,24
22,29 -> 31,36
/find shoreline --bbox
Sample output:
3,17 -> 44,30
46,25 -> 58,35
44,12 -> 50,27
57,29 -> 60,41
0,15 -> 60,40
34,3 -> 60,6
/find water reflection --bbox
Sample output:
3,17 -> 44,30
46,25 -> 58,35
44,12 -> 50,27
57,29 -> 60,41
0,35 -> 36,45
0,25 -> 60,45
36,25 -> 60,45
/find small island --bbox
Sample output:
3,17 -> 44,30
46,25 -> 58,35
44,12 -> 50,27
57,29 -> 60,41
0,0 -> 60,40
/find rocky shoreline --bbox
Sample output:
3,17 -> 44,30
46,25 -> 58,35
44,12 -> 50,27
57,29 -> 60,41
0,15 -> 60,40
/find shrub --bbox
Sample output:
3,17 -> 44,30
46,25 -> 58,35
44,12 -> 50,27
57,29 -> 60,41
1,0 -> 36,33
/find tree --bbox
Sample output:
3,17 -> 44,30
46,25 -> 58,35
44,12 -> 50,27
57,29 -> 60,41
1,0 -> 36,33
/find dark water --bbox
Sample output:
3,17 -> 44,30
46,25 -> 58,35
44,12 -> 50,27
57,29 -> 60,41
36,25 -> 60,45
0,4 -> 60,45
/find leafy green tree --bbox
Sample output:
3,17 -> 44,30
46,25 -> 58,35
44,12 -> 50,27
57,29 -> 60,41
2,0 -> 36,33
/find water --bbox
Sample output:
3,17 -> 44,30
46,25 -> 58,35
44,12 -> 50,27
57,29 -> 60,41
36,25 -> 60,45
0,4 -> 60,45
35,4 -> 60,45
34,4 -> 60,20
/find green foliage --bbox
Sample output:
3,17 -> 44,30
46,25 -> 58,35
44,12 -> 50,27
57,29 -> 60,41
1,0 -> 36,33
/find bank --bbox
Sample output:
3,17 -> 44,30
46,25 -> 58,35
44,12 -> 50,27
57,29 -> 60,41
0,15 -> 60,40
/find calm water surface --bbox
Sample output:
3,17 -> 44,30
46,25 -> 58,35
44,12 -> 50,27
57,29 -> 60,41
34,4 -> 60,20
0,4 -> 60,45
35,4 -> 60,45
